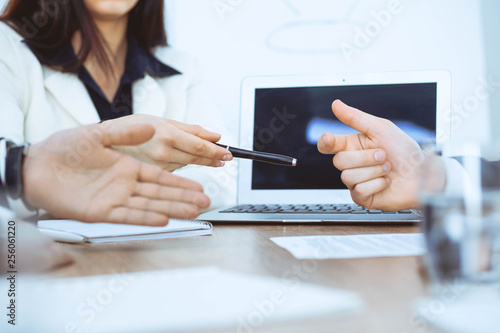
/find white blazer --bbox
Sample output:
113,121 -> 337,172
0,22 -> 237,209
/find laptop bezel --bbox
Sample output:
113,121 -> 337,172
237,71 -> 452,205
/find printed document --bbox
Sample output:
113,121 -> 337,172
271,233 -> 425,259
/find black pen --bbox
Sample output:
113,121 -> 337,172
216,143 -> 297,167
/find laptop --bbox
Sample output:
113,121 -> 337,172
198,71 -> 451,223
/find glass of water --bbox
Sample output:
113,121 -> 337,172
420,143 -> 500,291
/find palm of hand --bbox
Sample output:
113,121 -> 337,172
23,123 -> 209,225
28,142 -> 145,222
354,126 -> 424,210
58,152 -> 144,223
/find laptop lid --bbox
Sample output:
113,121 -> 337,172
238,71 -> 451,205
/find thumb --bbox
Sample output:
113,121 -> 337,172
331,99 -> 386,137
100,123 -> 156,147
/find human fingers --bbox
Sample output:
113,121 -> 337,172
340,163 -> 391,189
350,177 -> 391,208
137,163 -> 205,192
100,123 -> 156,147
157,148 -> 226,168
168,120 -> 222,142
134,183 -> 211,209
106,208 -> 170,226
126,197 -> 201,220
317,132 -> 364,155
333,149 -> 388,170
331,100 -> 393,137
161,162 -> 187,172
172,129 -> 232,162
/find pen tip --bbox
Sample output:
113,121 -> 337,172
292,158 -> 297,166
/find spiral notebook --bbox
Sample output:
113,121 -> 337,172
37,219 -> 213,243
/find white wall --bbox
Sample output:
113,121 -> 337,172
481,0 -> 500,143
166,0 -> 490,155
0,0 -> 492,155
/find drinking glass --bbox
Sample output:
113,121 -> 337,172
420,143 -> 500,292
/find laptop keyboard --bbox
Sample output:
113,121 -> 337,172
220,204 -> 413,214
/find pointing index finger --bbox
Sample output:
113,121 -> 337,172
331,99 -> 386,137
317,132 -> 361,155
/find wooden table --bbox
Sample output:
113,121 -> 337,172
53,224 -> 435,333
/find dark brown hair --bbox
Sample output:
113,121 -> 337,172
0,0 -> 167,74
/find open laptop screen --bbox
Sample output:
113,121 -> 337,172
252,83 -> 437,190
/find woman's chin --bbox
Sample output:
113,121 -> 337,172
84,0 -> 139,21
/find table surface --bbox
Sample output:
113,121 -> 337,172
53,223 -> 438,333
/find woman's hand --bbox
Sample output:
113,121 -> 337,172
103,114 -> 233,172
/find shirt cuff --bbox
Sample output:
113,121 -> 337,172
442,157 -> 467,196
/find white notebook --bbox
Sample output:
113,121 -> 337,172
37,219 -> 213,243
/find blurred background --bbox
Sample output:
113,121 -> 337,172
1,0 -> 499,156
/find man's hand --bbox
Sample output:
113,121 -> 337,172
104,114 -> 233,172
23,123 -> 211,225
317,100 -> 445,211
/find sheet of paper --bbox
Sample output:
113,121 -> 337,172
1,266 -> 364,333
271,233 -> 426,259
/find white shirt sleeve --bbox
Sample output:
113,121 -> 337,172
442,157 -> 468,196
0,24 -> 31,143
